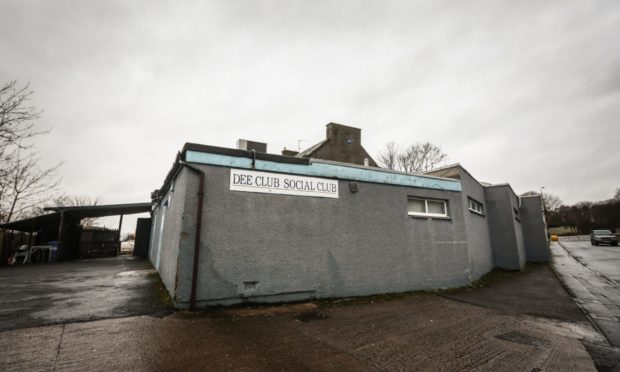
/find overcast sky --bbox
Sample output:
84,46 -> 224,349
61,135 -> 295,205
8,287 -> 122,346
1,1 -> 619,232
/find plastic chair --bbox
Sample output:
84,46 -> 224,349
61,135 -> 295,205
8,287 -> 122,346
12,245 -> 32,264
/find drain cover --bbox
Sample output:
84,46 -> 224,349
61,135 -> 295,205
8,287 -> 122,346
495,331 -> 546,348
293,311 -> 329,322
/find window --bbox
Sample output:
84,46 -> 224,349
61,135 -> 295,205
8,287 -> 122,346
408,198 -> 448,218
468,198 -> 484,215
513,207 -> 521,222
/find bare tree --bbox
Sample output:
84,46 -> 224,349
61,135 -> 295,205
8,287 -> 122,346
378,141 -> 447,173
614,188 -> 620,200
544,193 -> 563,211
575,201 -> 594,208
0,80 -> 60,224
0,81 -> 43,150
1,148 -> 61,223
55,195 -> 100,207
43,194 -> 101,227
522,191 -> 563,212
417,142 -> 448,172
397,144 -> 424,173
377,141 -> 399,170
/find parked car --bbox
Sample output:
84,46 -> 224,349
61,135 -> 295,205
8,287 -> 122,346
590,230 -> 618,246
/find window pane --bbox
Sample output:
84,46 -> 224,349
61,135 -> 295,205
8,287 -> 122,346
408,199 -> 425,213
468,198 -> 483,214
427,200 -> 445,215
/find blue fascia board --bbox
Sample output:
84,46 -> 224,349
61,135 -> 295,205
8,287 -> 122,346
185,150 -> 461,192
186,151 -> 254,169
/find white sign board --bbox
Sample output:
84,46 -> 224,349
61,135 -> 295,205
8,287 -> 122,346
230,169 -> 338,198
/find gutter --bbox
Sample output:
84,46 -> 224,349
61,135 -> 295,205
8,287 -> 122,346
178,160 -> 205,311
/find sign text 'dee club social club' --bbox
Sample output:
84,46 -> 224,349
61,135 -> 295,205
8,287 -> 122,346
229,169 -> 338,198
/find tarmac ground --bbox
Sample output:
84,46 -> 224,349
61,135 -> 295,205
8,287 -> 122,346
0,258 -> 601,371
0,256 -> 172,331
552,237 -> 620,371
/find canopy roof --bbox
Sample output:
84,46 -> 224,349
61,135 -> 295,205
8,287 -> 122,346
1,202 -> 151,232
44,203 -> 151,218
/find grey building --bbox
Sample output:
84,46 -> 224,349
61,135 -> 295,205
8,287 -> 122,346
149,124 -> 549,309
426,165 -> 548,270
283,122 -> 378,167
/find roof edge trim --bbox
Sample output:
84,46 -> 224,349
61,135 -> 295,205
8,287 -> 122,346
184,149 -> 462,192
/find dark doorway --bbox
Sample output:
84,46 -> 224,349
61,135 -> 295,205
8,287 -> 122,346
133,218 -> 152,257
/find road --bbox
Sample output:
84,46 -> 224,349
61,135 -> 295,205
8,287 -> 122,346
561,239 -> 620,282
552,237 -> 620,347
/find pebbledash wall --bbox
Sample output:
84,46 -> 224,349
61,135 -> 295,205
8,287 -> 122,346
149,144 -> 549,309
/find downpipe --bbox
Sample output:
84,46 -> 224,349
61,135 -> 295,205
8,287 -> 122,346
179,161 -> 205,311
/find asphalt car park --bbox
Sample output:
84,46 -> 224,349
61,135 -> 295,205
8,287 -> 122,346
0,256 -> 171,331
0,264 -> 599,371
0,241 -> 614,371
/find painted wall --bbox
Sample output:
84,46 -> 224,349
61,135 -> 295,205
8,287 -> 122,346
148,205 -> 162,267
457,169 -> 494,280
512,192 -> 526,268
151,153 -> 548,308
149,168 -> 190,300
520,196 -> 550,262
172,163 -> 479,308
484,185 -> 525,270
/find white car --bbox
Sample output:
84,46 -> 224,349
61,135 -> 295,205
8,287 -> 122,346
590,230 -> 618,246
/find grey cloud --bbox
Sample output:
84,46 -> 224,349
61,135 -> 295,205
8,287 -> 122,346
1,0 -> 619,233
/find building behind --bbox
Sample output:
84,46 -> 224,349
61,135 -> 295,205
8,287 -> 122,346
149,123 -> 549,309
283,122 -> 378,167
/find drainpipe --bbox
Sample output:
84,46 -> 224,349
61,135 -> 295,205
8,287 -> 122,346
178,161 -> 205,311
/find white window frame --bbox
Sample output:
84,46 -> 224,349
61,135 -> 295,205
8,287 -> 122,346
408,197 -> 449,218
468,197 -> 484,215
513,207 -> 521,222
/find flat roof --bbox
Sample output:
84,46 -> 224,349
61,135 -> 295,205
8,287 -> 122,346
0,212 -> 63,232
180,142 -> 462,192
44,202 -> 151,218
1,203 -> 151,232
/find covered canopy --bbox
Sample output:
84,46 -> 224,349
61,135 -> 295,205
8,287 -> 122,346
1,202 -> 151,232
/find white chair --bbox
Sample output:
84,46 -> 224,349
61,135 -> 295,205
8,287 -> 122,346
12,245 -> 32,264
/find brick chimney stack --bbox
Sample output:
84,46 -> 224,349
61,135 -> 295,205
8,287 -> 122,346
326,123 -> 361,147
